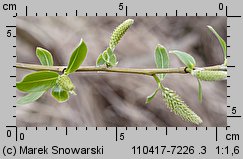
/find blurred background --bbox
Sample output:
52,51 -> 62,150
16,17 -> 226,127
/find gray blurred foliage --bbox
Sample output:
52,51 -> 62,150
16,17 -> 226,127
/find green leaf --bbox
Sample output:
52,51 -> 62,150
96,54 -> 106,66
65,39 -> 87,74
207,26 -> 227,62
51,85 -> 69,103
197,79 -> 203,103
16,71 -> 59,92
36,47 -> 54,66
170,50 -> 196,70
101,48 -> 118,67
17,91 -> 45,105
146,88 -> 159,104
154,44 -> 169,80
102,50 -> 109,62
106,48 -> 118,66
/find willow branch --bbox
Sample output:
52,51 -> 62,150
16,62 -> 227,76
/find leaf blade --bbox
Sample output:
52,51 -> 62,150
197,79 -> 203,103
96,54 -> 106,66
16,71 -> 59,92
154,44 -> 169,80
51,85 -> 69,103
17,91 -> 45,105
207,26 -> 227,61
146,88 -> 159,104
36,47 -> 54,66
65,39 -> 87,74
170,50 -> 196,69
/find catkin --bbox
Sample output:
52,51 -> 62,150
109,19 -> 134,51
162,87 -> 202,125
192,70 -> 227,81
57,75 -> 75,92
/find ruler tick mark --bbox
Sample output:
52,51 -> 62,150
6,25 -> 16,28
216,127 -> 218,141
226,6 -> 228,16
115,127 -> 118,141
125,6 -> 128,16
227,115 -> 242,118
25,6 -> 28,16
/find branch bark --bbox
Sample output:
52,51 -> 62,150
16,62 -> 227,76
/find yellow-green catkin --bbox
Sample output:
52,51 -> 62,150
162,87 -> 202,125
57,75 -> 76,94
192,70 -> 227,81
109,19 -> 134,51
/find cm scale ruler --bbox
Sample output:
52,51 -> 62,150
0,0 -> 242,158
